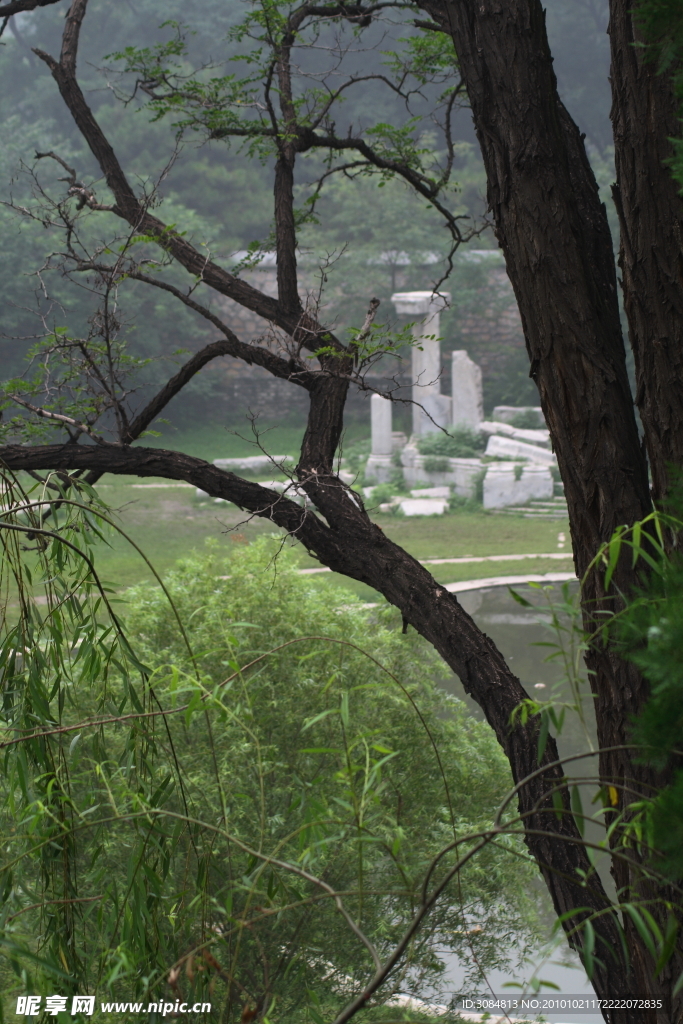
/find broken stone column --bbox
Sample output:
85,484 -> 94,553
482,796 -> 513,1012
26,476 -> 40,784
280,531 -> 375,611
370,393 -> 392,455
451,350 -> 483,430
391,291 -> 451,435
485,434 -> 557,466
364,393 -> 394,483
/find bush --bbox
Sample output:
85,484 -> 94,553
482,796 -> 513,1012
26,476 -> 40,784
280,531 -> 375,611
341,436 -> 371,475
423,456 -> 450,473
509,410 -> 543,430
120,538 -> 542,1008
366,482 -> 397,504
449,470 -> 485,511
0,519 -> 542,1018
417,428 -> 486,459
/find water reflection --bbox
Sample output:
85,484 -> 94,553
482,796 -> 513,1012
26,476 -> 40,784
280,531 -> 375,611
439,582 -> 605,1023
448,582 -> 598,765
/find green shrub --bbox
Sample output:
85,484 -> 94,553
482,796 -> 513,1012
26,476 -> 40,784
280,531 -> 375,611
509,409 -> 543,430
423,455 -> 450,473
388,461 -> 408,491
366,482 -> 396,504
0,521 -> 541,1017
417,427 -> 486,459
449,470 -> 486,511
121,538 -> 542,1006
341,436 -> 370,475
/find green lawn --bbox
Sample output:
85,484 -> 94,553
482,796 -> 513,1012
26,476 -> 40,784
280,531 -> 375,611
33,425 -> 570,597
368,510 -> 569,561
91,478 -> 571,597
140,421 -> 307,461
139,419 -> 368,462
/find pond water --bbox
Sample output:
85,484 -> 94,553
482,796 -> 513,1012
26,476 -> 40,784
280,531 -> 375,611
439,581 -> 605,1024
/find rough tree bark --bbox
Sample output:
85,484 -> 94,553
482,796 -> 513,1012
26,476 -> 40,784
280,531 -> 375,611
608,0 -> 683,503
407,0 -> 681,1017
0,0 -> 681,1020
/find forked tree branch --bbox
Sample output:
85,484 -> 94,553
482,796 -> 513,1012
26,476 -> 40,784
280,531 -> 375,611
118,272 -> 318,390
32,15 -> 345,355
9,394 -> 105,443
123,339 -> 307,446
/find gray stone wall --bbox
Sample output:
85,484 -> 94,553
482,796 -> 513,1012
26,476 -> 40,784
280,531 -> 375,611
198,256 -> 528,422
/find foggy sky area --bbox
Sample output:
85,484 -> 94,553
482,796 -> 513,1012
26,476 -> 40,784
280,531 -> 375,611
0,0 -> 613,423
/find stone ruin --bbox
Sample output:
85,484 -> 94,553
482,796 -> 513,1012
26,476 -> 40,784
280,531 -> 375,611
364,291 -> 557,512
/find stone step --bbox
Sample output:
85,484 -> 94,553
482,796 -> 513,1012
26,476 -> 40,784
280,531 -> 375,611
492,507 -> 568,518
501,503 -> 566,510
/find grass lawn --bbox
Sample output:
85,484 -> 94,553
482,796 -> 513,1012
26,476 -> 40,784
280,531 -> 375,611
23,424 -> 570,598
140,421 -> 307,461
91,482 -> 571,599
140,418 -> 368,462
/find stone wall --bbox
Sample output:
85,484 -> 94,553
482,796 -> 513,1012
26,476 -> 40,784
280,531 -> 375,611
194,253 -> 530,421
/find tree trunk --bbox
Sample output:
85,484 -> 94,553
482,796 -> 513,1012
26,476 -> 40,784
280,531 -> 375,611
608,0 -> 683,504
413,0 -> 678,1017
607,0 -> 683,1009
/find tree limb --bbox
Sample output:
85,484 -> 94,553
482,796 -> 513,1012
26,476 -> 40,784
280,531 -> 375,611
0,0 -> 62,14
32,21 -> 343,354
120,271 -> 317,390
9,395 -> 105,443
122,338 -> 311,446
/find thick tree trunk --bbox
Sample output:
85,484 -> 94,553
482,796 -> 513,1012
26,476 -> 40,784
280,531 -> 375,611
608,0 -> 683,504
607,1 -> 683,1009
412,0 -> 677,1017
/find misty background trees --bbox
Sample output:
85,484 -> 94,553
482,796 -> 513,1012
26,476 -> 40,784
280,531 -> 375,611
0,0 -> 613,423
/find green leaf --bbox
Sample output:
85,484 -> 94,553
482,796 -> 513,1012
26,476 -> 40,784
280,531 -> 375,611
340,691 -> 350,729
537,711 -> 550,761
623,904 -> 657,958
604,533 -> 622,590
631,520 -> 642,567
552,788 -> 564,821
582,919 -> 595,978
571,784 -> 585,837
508,587 -> 532,608
301,708 -> 338,731
654,914 -> 679,976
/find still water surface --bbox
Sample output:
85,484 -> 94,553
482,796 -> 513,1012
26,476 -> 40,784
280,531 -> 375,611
440,581 -> 604,1023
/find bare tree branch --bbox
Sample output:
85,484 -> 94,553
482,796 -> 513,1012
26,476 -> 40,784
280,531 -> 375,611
9,394 -> 105,443
122,338 -> 310,446
0,0 -> 62,14
114,271 -> 318,390
32,30 -> 342,353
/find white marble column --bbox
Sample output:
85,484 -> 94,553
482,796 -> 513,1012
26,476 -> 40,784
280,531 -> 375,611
390,291 -> 451,435
365,393 -> 394,483
370,393 -> 393,455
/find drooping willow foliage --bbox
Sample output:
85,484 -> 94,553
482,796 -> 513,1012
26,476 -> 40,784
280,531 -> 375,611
0,471 -> 544,1022
0,471 -> 178,1012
